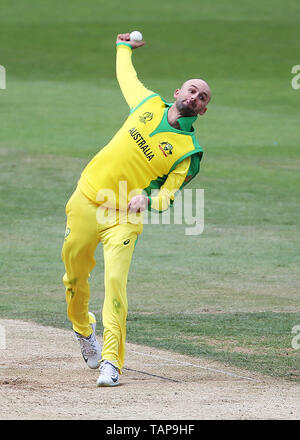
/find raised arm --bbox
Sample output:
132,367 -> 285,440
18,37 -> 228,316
116,33 -> 154,110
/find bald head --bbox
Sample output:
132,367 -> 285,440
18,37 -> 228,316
181,79 -> 211,103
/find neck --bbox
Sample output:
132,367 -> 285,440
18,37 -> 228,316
167,104 -> 182,129
167,103 -> 197,131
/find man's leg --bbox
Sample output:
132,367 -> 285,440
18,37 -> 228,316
99,222 -> 141,371
62,187 -> 99,337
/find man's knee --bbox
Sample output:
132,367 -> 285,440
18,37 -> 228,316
62,239 -> 79,269
106,268 -> 123,289
62,237 -> 96,275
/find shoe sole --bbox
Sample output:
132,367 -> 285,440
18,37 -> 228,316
87,359 -> 101,369
96,380 -> 120,387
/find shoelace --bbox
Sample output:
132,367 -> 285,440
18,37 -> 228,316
100,360 -> 118,375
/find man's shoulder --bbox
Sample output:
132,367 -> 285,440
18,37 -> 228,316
130,92 -> 165,114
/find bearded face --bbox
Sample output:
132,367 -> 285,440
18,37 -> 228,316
174,80 -> 211,117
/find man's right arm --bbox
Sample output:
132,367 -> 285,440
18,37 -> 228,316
116,33 -> 154,110
128,157 -> 191,213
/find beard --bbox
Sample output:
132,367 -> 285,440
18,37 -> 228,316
175,99 -> 197,117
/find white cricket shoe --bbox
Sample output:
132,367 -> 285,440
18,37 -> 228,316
96,360 -> 120,387
74,312 -> 102,369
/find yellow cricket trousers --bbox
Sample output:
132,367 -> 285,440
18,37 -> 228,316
61,186 -> 143,371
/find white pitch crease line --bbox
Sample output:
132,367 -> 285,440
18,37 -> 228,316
128,349 -> 260,382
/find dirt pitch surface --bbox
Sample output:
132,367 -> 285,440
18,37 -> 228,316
0,319 -> 299,420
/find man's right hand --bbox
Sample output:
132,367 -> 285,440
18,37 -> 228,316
127,195 -> 148,212
116,33 -> 145,50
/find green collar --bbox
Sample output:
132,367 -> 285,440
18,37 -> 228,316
165,102 -> 197,132
177,116 -> 197,131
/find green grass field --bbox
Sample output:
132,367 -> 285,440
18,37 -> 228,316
0,0 -> 299,381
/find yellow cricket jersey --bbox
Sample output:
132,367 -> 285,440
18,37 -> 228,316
78,43 -> 203,212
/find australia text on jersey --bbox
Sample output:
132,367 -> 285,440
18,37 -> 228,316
128,127 -> 155,161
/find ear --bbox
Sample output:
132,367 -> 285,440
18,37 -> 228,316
173,88 -> 180,99
199,107 -> 207,116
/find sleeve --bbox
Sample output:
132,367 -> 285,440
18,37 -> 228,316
148,157 -> 191,212
116,43 -> 154,110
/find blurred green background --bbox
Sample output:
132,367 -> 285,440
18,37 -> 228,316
0,0 -> 299,380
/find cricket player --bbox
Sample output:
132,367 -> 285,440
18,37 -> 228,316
61,33 -> 211,386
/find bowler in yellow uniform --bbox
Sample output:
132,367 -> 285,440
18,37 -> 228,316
61,33 -> 211,386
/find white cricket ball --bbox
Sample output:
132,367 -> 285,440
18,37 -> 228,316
130,31 -> 143,42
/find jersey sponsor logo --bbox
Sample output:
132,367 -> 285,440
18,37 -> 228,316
128,127 -> 155,161
139,111 -> 153,124
158,142 -> 173,157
